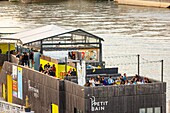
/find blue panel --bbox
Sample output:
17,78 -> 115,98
34,52 -> 40,71
18,67 -> 23,100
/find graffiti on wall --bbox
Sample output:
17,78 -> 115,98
28,80 -> 39,98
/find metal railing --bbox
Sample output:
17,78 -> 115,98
0,100 -> 25,113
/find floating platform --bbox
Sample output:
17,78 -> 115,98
115,0 -> 170,8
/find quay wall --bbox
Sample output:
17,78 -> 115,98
115,0 -> 170,8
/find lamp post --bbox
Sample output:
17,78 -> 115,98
161,60 -> 163,82
137,54 -> 140,76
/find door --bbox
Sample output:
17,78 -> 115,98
7,75 -> 12,103
34,52 -> 40,71
51,103 -> 59,113
2,83 -> 6,100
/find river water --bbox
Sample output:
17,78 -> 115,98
0,0 -> 170,110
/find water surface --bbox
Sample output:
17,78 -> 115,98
0,0 -> 170,107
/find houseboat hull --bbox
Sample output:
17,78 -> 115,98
115,0 -> 170,8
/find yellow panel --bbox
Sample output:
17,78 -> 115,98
52,103 -> 59,113
40,59 -> 74,79
0,66 -> 2,73
2,83 -> 6,99
58,64 -> 73,78
7,75 -> 12,103
0,43 -> 15,54
40,59 -> 58,78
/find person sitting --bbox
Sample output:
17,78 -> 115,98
44,63 -> 50,69
39,64 -> 44,72
103,78 -> 108,85
48,67 -> 55,77
89,77 -> 95,86
96,75 -> 101,82
123,73 -> 127,81
52,64 -> 56,75
70,68 -> 76,76
115,77 -> 121,85
95,79 -> 100,86
84,81 -> 90,87
108,76 -> 114,85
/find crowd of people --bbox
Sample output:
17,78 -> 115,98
16,51 -> 34,68
39,63 -> 56,77
15,50 -> 57,77
84,73 -> 151,87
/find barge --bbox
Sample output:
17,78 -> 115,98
0,25 -> 166,113
114,0 -> 170,8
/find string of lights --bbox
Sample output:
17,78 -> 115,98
104,54 -> 138,59
106,60 -> 161,66
105,55 -> 162,66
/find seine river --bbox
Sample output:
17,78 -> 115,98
0,0 -> 170,109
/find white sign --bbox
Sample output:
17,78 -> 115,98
90,96 -> 108,111
77,60 -> 86,86
12,65 -> 17,80
28,80 -> 39,98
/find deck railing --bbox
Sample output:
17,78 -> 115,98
0,100 -> 25,113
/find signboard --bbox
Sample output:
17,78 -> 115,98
12,65 -> 17,80
90,96 -> 108,111
12,65 -> 18,97
17,67 -> 23,99
12,80 -> 18,97
28,80 -> 39,98
69,49 -> 99,61
77,60 -> 86,86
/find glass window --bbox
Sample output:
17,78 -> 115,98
155,107 -> 161,113
140,108 -> 146,113
147,108 -> 153,113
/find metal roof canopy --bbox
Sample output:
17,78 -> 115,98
1,25 -> 104,61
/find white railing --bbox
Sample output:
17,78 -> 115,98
0,100 -> 25,113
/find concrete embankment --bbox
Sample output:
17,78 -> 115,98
115,0 -> 170,8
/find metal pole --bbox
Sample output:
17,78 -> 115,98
161,60 -> 163,82
8,43 -> 10,62
137,54 -> 140,75
40,40 -> 43,54
99,41 -> 102,62
65,57 -> 67,74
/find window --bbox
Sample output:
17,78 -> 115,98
140,108 -> 146,113
74,108 -> 83,113
139,107 -> 161,113
147,108 -> 153,113
155,107 -> 161,113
